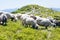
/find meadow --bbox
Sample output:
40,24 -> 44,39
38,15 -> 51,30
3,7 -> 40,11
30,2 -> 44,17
0,19 -> 60,40
0,5 -> 60,40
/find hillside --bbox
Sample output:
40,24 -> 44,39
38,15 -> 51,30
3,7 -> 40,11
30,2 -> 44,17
12,5 -> 55,14
0,5 -> 60,40
0,19 -> 60,40
12,5 -> 60,18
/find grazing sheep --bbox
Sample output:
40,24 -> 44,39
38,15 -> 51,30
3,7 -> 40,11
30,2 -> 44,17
0,14 -> 7,26
16,13 -> 22,20
47,16 -> 54,23
30,15 -> 36,20
21,14 -> 30,25
36,16 -> 56,29
9,14 -> 18,22
22,17 -> 39,29
4,13 -> 18,22
53,20 -> 60,26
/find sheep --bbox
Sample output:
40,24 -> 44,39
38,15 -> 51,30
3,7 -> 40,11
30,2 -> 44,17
22,17 -> 39,29
20,14 -> 30,25
5,13 -> 12,19
53,20 -> 60,26
2,12 -> 19,22
36,16 -> 56,29
16,13 -> 22,20
47,16 -> 54,23
0,14 -> 7,26
5,13 -> 19,22
30,14 -> 36,20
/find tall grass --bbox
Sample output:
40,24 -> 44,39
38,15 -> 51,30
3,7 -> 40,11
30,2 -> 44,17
0,19 -> 60,40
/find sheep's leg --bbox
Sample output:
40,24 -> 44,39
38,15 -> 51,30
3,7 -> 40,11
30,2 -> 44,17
11,17 -> 14,21
35,26 -> 38,29
45,26 -> 48,29
53,24 -> 56,29
28,24 -> 30,27
45,24 -> 49,29
22,21 -> 24,26
45,25 -> 48,29
24,24 -> 28,28
32,24 -> 35,29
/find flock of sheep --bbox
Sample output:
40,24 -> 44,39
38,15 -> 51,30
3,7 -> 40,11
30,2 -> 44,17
0,11 -> 60,29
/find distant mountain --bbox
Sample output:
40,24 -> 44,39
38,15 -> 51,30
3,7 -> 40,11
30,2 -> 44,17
52,8 -> 60,11
1,8 -> 18,12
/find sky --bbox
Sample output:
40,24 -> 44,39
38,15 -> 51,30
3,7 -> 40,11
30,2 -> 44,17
0,0 -> 60,10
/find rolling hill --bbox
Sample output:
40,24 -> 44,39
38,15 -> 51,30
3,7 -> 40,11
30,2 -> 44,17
12,5 -> 60,18
0,5 -> 60,40
12,5 -> 55,14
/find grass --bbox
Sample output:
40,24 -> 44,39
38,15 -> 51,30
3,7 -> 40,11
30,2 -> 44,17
1,4 -> 60,40
0,11 -> 60,40
0,19 -> 60,40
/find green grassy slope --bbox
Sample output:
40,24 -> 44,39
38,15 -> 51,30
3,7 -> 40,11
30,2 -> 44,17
12,5 -> 60,18
12,5 -> 54,14
0,20 -> 60,40
0,5 -> 60,40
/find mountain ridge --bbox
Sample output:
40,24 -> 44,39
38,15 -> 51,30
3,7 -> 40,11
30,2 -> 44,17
52,8 -> 60,11
1,8 -> 18,12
